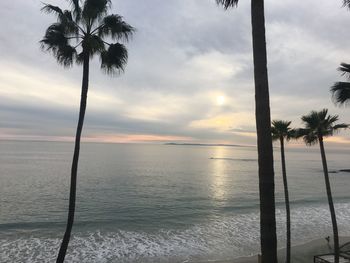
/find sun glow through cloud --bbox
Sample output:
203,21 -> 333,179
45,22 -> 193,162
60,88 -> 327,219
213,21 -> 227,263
216,95 -> 226,106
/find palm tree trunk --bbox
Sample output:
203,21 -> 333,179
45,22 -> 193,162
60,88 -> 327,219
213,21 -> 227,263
56,53 -> 90,263
251,1 -> 277,262
319,136 -> 339,263
280,138 -> 291,263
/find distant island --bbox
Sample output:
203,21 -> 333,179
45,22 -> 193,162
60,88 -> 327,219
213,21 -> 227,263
164,142 -> 253,147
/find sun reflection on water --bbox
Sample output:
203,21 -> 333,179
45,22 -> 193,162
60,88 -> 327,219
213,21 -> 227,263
210,147 -> 230,201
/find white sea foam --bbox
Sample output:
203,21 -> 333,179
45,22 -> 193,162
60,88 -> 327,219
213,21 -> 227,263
1,202 -> 350,263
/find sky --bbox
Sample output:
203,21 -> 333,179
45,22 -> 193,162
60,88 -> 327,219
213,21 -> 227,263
1,0 -> 350,146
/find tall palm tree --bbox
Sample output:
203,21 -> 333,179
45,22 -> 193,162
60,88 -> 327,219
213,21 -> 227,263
41,1 -> 134,262
332,1 -> 350,104
271,120 -> 295,263
215,1 -> 277,262
299,109 -> 348,263
331,63 -> 350,106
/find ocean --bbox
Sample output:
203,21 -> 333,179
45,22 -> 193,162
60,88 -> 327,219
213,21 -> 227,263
1,140 -> 350,262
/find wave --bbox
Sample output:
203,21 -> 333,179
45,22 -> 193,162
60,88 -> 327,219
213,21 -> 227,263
1,202 -> 350,263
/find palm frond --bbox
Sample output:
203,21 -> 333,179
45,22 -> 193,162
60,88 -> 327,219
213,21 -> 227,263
326,114 -> 339,125
301,111 -> 320,130
318,109 -> 328,122
56,45 -> 77,67
216,0 -> 239,9
331,82 -> 350,105
82,0 -> 111,22
41,23 -> 68,50
270,126 -> 280,141
83,35 -> 105,56
41,23 -> 76,67
333,123 -> 349,131
100,43 -> 128,75
286,129 -> 298,141
321,129 -> 334,137
41,4 -> 64,16
293,128 -> 308,139
42,4 -> 79,35
343,0 -> 350,9
338,63 -> 350,78
62,10 -> 73,21
75,51 -> 85,64
62,11 -> 80,35
68,0 -> 81,21
98,15 -> 135,41
303,132 -> 319,146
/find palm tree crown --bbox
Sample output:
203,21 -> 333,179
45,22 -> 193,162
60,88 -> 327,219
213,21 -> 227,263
216,0 -> 239,9
271,120 -> 295,141
344,0 -> 350,8
41,0 -> 134,73
331,63 -> 350,106
299,109 -> 348,145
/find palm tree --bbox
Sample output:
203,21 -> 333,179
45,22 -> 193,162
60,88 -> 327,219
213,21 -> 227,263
215,1 -> 277,262
40,1 -> 134,262
333,1 -> 350,104
299,109 -> 348,263
331,63 -> 350,106
344,0 -> 350,9
330,20 -> 350,263
271,120 -> 296,263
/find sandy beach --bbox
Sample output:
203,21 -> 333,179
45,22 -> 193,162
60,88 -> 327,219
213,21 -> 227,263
193,237 -> 350,263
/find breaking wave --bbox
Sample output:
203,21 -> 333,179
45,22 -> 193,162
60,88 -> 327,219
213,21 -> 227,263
1,202 -> 350,263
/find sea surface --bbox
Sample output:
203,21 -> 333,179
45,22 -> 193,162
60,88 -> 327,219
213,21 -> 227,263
1,141 -> 350,262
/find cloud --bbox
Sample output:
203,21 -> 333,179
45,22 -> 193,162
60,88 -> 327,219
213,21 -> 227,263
0,0 -> 350,145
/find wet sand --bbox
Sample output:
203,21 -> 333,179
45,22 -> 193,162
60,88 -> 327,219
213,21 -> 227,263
193,236 -> 350,263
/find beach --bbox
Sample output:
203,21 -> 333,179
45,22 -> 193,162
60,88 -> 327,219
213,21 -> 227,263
193,236 -> 350,263
193,237 -> 350,263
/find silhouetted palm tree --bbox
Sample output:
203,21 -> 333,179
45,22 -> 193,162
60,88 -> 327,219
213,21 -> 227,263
299,109 -> 348,263
41,1 -> 134,262
337,1 -> 350,104
271,120 -> 296,263
215,1 -> 277,262
331,63 -> 350,106
343,0 -> 350,9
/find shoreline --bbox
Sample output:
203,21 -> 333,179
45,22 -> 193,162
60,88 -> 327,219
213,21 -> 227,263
192,236 -> 350,263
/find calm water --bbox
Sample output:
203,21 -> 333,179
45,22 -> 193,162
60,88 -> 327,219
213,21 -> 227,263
1,141 -> 350,262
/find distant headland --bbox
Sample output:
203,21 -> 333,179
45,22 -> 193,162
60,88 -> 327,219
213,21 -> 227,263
164,142 -> 253,147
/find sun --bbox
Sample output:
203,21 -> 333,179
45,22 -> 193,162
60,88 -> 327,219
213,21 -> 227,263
216,95 -> 226,106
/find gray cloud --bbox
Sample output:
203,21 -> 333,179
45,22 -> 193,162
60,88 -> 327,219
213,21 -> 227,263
0,0 -> 350,145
